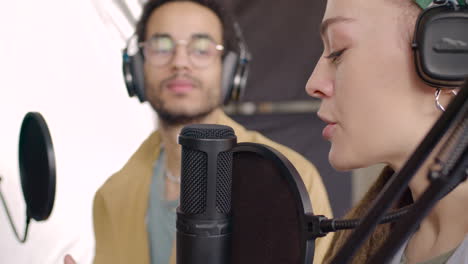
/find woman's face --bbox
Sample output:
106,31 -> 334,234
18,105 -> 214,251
306,0 -> 439,171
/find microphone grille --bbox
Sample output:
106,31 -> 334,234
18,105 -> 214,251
180,149 -> 208,214
180,124 -> 235,215
216,151 -> 233,214
180,124 -> 235,139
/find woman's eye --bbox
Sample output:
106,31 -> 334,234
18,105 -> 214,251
325,49 -> 346,64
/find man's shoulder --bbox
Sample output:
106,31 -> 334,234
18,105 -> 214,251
221,115 -> 333,219
96,165 -> 132,199
96,131 -> 161,200
218,114 -> 318,178
242,129 -> 316,172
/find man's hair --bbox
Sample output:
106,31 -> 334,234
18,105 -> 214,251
135,0 -> 237,54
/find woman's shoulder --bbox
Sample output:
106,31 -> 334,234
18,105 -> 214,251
388,234 -> 468,264
448,234 -> 468,263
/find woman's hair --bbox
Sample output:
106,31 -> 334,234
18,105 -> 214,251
323,166 -> 414,263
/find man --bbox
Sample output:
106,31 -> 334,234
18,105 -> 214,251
66,0 -> 332,263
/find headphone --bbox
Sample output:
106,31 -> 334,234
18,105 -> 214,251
412,0 -> 468,88
122,21 -> 251,104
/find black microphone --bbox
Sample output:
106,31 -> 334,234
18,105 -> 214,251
176,124 -> 237,264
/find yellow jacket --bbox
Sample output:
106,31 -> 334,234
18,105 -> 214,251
93,113 -> 333,264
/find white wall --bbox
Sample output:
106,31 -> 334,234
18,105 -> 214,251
0,0 -> 154,263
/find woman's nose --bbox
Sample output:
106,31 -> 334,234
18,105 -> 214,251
305,58 -> 334,99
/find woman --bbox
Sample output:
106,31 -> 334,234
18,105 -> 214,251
306,0 -> 468,263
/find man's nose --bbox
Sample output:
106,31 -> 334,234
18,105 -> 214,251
171,45 -> 191,71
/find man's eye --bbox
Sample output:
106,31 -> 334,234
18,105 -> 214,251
155,48 -> 173,54
193,47 -> 211,55
149,37 -> 174,53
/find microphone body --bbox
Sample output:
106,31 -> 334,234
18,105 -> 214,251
177,124 -> 236,264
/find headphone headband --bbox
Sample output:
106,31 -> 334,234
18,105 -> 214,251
414,0 -> 467,9
122,20 -> 251,104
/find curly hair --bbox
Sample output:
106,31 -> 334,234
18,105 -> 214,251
135,0 -> 237,54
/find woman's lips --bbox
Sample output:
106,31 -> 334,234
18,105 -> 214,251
317,113 -> 337,140
322,123 -> 337,140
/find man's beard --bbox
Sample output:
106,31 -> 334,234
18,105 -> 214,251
148,74 -> 221,127
152,99 -> 220,126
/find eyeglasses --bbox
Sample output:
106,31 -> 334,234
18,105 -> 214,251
140,34 -> 224,68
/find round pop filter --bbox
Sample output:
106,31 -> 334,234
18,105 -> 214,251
231,143 -> 314,264
18,112 -> 56,221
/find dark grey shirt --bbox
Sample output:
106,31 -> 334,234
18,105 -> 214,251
147,149 -> 179,264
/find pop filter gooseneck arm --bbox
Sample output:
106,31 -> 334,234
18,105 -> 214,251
329,81 -> 468,264
308,206 -> 411,237
0,176 -> 30,243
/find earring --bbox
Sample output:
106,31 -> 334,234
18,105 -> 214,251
435,88 -> 458,112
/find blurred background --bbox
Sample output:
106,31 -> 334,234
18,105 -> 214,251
0,0 -> 380,263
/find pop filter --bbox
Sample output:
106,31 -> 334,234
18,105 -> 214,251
19,112 -> 56,221
0,112 -> 56,243
231,142 -> 315,264
229,142 -> 413,264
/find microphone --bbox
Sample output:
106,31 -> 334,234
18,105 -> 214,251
176,124 -> 237,264
174,125 -> 409,264
173,85 -> 467,263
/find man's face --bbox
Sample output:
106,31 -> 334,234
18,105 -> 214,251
143,1 -> 224,125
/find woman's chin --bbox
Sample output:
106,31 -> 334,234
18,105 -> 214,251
328,150 -> 364,171
329,161 -> 356,171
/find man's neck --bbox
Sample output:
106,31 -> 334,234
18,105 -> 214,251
158,108 -> 223,178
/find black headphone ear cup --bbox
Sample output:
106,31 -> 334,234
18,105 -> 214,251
131,51 -> 147,102
232,57 -> 249,102
122,49 -> 147,102
413,5 -> 468,87
123,49 -> 136,97
221,51 -> 240,104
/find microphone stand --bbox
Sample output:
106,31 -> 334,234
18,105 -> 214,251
0,176 -> 31,243
329,82 -> 468,264
369,134 -> 467,263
